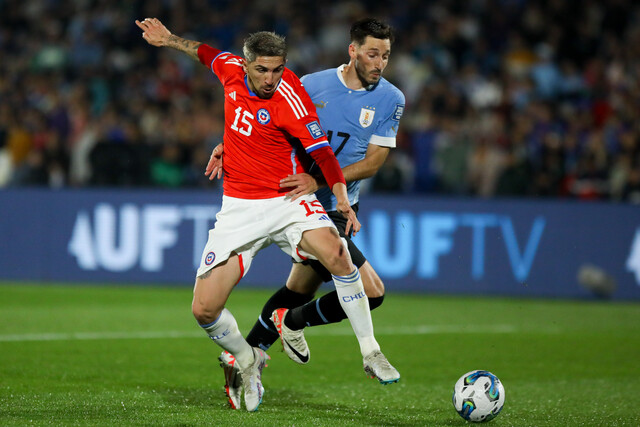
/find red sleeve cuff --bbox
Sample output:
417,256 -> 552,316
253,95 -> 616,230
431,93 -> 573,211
197,44 -> 222,69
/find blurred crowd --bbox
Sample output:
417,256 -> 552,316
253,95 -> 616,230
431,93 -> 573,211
1,0 -> 640,203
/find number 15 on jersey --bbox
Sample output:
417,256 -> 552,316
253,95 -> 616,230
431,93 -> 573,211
231,107 -> 253,136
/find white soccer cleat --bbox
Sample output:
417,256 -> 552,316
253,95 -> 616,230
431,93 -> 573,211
218,351 -> 242,409
240,347 -> 270,412
363,350 -> 400,385
271,308 -> 310,364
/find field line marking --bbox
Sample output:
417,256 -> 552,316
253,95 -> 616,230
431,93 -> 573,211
0,324 -> 551,343
0,330 -> 202,342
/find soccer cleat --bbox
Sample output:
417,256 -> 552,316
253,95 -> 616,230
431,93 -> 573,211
271,308 -> 310,364
363,350 -> 400,385
240,347 -> 270,412
218,351 -> 242,410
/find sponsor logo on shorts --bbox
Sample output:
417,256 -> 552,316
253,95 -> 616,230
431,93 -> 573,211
205,251 -> 216,265
256,108 -> 271,125
305,121 -> 325,139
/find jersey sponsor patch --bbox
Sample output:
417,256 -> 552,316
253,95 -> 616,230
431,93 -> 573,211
359,107 -> 375,128
392,104 -> 405,122
305,121 -> 325,139
256,108 -> 271,125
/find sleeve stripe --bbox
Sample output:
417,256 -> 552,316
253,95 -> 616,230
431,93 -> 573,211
280,80 -> 308,116
278,86 -> 302,119
210,52 -> 233,74
369,135 -> 397,148
277,80 -> 308,119
212,51 -> 228,63
278,84 -> 305,119
305,140 -> 330,153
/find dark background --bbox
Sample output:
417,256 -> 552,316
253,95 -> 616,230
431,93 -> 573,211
2,0 -> 639,202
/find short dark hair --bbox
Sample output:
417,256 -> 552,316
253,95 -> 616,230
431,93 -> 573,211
350,18 -> 394,46
243,31 -> 287,63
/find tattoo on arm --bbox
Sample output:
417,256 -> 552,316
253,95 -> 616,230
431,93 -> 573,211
166,35 -> 202,61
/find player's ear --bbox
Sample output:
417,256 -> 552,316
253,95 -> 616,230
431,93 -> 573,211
348,43 -> 357,59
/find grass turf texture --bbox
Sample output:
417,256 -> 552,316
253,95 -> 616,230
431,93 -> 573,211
0,283 -> 638,426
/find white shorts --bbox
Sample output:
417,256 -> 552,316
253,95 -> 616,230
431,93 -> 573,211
196,194 -> 337,278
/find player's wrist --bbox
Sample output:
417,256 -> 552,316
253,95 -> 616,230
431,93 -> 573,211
332,183 -> 350,206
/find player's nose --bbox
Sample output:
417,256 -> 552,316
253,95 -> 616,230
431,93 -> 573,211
265,72 -> 274,85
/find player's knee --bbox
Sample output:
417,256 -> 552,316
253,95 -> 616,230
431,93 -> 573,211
192,301 -> 222,325
368,294 -> 385,310
330,241 -> 353,273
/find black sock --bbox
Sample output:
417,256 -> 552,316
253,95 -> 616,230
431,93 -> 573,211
369,294 -> 384,310
287,292 -> 385,330
245,286 -> 314,349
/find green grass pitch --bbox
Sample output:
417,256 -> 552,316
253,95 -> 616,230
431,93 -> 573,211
0,282 -> 639,426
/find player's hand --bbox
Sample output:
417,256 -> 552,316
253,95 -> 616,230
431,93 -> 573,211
135,18 -> 171,47
204,143 -> 224,180
336,200 -> 361,237
280,173 -> 319,201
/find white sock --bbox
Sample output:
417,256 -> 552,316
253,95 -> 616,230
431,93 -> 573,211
200,308 -> 255,369
333,268 -> 380,357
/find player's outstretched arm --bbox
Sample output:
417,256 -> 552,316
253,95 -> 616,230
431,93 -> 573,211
135,18 -> 201,61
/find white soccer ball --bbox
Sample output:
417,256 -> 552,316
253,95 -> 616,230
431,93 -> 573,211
452,370 -> 505,422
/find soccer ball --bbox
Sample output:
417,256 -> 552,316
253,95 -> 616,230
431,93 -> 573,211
452,370 -> 505,422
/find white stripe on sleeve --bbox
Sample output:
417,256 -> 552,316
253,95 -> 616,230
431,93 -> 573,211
369,135 -> 396,148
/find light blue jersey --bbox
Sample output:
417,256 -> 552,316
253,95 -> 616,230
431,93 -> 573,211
301,65 -> 405,211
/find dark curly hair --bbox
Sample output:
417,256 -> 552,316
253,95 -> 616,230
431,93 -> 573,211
350,18 -> 394,45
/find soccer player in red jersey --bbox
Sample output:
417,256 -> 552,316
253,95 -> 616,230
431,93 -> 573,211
136,18 -> 393,411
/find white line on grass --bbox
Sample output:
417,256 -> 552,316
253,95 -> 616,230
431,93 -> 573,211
0,330 -> 203,342
0,324 -> 538,342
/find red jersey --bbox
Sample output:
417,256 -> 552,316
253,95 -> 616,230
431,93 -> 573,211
198,45 -> 343,199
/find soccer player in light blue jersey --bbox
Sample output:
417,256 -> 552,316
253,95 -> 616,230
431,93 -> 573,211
213,18 -> 405,408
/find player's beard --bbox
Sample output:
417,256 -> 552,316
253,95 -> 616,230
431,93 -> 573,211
354,59 -> 381,88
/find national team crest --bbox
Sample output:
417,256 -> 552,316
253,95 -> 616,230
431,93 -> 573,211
205,251 -> 216,265
256,108 -> 271,125
359,107 -> 375,128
